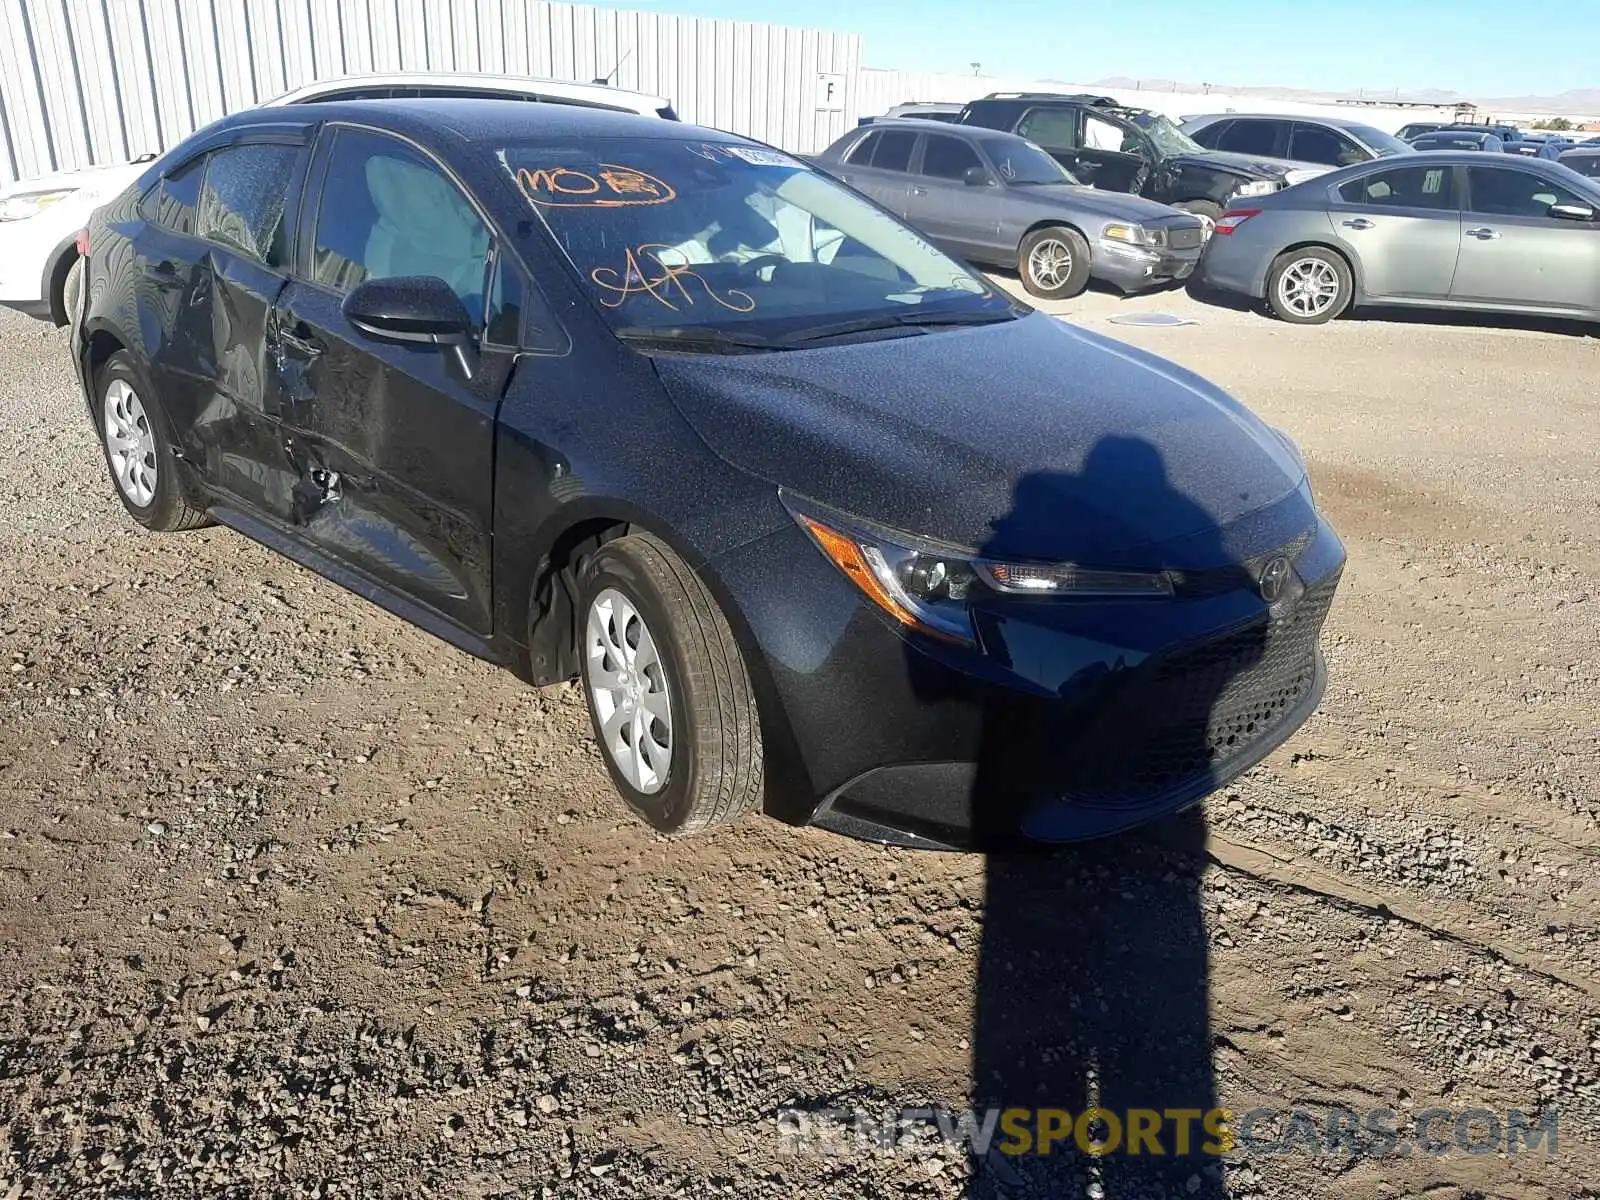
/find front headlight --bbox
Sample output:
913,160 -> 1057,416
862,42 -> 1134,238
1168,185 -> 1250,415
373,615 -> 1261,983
0,188 -> 79,222
1233,179 -> 1279,198
1102,223 -> 1166,248
784,494 -> 1172,646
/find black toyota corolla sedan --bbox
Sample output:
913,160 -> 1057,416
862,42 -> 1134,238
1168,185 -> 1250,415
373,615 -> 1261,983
72,100 -> 1343,850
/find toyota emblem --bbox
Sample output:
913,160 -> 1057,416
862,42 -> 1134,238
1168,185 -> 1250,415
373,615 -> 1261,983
1258,556 -> 1292,604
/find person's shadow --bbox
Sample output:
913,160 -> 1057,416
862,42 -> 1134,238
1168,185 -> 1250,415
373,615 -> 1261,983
907,437 -> 1275,1196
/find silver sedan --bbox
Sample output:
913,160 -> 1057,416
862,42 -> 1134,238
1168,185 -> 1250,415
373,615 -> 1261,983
1197,153 -> 1600,324
814,120 -> 1208,299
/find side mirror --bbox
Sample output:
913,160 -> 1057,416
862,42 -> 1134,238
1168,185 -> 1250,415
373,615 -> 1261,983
1549,202 -> 1596,221
963,165 -> 995,187
343,275 -> 478,376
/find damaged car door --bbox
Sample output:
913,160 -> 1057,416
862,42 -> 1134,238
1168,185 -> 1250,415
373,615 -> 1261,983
271,125 -> 503,634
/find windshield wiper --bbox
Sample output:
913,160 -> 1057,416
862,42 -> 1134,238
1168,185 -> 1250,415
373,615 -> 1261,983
615,325 -> 786,354
781,307 -> 1019,346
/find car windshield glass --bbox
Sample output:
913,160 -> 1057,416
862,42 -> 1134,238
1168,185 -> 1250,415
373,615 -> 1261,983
982,138 -> 1074,184
1345,124 -> 1412,157
1125,111 -> 1203,156
500,137 -> 1007,336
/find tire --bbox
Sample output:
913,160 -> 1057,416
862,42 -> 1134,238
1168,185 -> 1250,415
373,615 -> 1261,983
1018,226 -> 1092,300
94,352 -> 210,532
1176,198 -> 1222,227
1265,246 -> 1353,325
60,256 -> 84,332
576,532 -> 763,835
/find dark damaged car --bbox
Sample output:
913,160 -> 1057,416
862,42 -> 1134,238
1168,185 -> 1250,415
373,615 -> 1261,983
73,101 -> 1344,849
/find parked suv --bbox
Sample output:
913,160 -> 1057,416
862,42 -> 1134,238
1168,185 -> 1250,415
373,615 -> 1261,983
958,93 -> 1326,226
1179,114 -> 1412,168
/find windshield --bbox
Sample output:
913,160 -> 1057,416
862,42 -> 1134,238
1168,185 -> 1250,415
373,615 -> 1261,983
1124,111 -> 1204,156
501,137 -> 1008,338
981,138 -> 1076,185
1346,124 -> 1412,157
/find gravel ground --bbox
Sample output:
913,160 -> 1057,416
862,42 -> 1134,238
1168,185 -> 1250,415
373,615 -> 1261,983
2,284 -> 1598,1200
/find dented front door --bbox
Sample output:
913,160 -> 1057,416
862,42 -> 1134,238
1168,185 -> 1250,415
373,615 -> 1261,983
271,280 -> 498,635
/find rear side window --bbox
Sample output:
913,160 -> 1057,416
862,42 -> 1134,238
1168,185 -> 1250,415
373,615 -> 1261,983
1188,120 -> 1228,148
1563,155 -> 1600,179
844,130 -> 883,165
143,155 -> 206,235
198,143 -> 300,266
919,135 -> 982,180
868,130 -> 917,172
1339,164 -> 1455,210
310,127 -> 491,325
1290,123 -> 1363,166
1015,108 -> 1079,151
1216,119 -> 1281,156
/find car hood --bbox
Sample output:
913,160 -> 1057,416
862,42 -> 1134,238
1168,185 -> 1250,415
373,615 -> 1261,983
1010,183 -> 1197,223
0,159 -> 147,201
651,312 -> 1308,568
1169,149 -> 1331,183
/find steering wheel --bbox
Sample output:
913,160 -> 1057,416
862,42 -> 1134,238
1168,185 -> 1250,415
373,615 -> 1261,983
737,254 -> 789,282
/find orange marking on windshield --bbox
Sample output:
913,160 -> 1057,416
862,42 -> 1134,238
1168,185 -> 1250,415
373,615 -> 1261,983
589,245 -> 757,313
517,164 -> 677,207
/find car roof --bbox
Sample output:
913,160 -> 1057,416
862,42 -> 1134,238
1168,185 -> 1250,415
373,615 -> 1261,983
204,96 -> 728,148
268,72 -> 672,112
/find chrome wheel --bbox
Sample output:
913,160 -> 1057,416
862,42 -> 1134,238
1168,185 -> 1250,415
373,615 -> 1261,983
1276,257 -> 1341,319
103,378 -> 157,507
1026,237 -> 1075,290
585,587 -> 673,795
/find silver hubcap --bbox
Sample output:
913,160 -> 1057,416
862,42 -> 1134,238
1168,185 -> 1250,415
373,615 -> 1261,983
585,588 -> 673,795
1027,238 -> 1074,289
103,378 -> 157,507
1278,258 -> 1341,317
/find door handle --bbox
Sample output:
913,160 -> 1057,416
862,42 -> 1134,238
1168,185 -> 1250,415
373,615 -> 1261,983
1341,217 -> 1375,230
909,185 -> 928,195
279,328 -> 324,358
1466,227 -> 1500,240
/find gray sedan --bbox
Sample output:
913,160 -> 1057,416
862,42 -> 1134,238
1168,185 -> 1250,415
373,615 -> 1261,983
813,120 -> 1207,298
1198,154 -> 1600,324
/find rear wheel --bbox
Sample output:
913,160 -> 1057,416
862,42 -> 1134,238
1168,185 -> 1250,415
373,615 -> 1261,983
1018,226 -> 1091,299
95,352 -> 210,531
577,532 -> 762,835
1266,247 -> 1352,325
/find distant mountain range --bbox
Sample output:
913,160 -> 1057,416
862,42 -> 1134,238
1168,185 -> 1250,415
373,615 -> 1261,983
1089,78 -> 1600,118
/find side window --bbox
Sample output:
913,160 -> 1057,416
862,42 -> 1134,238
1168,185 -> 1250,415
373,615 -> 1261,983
1338,164 -> 1455,210
844,131 -> 882,166
197,143 -> 301,266
1083,113 -> 1129,153
1563,156 -> 1600,180
1189,120 -> 1229,149
1466,166 -> 1586,218
1015,108 -> 1079,151
143,155 -> 207,236
1217,119 -> 1280,156
1291,123 -> 1363,166
485,251 -> 524,346
311,128 -> 492,325
870,130 -> 917,172
919,135 -> 982,180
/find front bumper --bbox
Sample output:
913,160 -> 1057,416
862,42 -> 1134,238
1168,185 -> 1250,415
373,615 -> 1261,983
711,493 -> 1345,850
1091,239 -> 1202,293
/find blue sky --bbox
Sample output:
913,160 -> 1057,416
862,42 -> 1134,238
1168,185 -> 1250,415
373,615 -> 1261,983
598,0 -> 1589,97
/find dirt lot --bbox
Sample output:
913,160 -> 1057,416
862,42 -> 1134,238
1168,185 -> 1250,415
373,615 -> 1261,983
1,285 -> 1598,1200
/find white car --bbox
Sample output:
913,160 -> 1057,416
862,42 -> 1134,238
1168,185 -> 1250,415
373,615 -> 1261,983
0,73 -> 677,326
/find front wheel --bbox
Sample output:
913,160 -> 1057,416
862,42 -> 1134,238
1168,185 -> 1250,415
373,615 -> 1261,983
1018,227 -> 1091,299
1265,247 -> 1353,325
577,532 -> 763,835
1174,199 -> 1221,237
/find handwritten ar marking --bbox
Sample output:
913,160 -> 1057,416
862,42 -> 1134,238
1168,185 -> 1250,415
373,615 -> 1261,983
517,164 -> 678,208
589,245 -> 757,313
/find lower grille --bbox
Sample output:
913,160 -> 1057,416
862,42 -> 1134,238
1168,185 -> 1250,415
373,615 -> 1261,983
1168,227 -> 1205,251
1055,572 -> 1340,808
